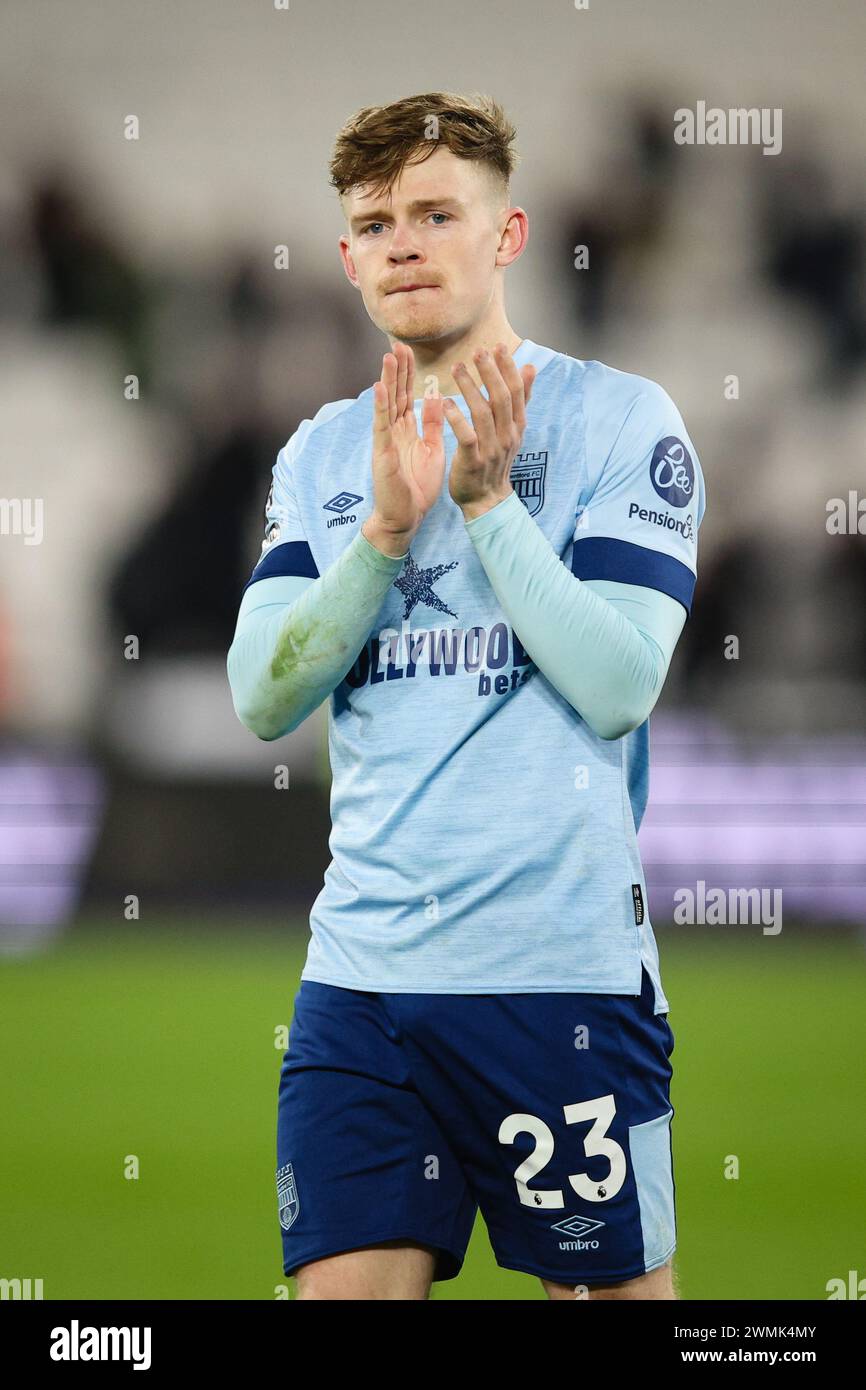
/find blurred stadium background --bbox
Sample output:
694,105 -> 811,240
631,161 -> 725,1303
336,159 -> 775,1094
1,0 -> 865,1300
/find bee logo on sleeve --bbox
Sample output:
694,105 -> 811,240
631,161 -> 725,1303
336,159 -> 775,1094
650,437 -> 694,508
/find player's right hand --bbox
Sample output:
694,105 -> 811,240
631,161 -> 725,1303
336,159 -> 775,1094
363,342 -> 445,557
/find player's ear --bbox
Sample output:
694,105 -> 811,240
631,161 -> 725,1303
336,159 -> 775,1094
338,235 -> 360,288
495,207 -> 529,266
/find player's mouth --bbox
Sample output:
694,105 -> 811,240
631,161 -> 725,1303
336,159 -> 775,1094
385,284 -> 440,295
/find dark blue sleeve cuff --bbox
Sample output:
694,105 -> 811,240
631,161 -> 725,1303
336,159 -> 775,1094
571,537 -> 696,614
244,540 -> 320,591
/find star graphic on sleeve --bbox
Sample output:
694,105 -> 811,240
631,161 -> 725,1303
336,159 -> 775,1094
393,554 -> 459,620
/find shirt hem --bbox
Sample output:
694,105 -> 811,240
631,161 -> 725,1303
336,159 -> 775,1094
300,967 -> 665,1007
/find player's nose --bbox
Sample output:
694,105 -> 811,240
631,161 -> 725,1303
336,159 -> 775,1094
387,227 -> 423,261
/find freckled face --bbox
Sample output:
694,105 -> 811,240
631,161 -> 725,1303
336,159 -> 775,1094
339,147 -> 503,344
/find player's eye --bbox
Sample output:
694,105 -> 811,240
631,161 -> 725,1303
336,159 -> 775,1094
361,222 -> 386,236
427,212 -> 450,225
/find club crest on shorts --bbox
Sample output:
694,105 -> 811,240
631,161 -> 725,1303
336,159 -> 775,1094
276,1161 -> 299,1232
510,450 -> 548,517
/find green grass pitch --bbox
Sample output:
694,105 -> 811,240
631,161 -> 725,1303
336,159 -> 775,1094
1,918 -> 863,1300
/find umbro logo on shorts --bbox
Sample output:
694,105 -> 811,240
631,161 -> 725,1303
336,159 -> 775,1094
549,1214 -> 605,1237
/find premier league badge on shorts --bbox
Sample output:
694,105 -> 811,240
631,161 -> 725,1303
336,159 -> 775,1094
277,1161 -> 299,1231
510,450 -> 548,517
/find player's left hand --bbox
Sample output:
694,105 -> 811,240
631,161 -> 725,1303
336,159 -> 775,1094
444,342 -> 536,520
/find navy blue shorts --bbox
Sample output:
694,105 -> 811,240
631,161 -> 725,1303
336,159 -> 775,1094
276,966 -> 675,1287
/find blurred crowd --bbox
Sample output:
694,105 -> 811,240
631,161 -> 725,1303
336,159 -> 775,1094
1,97 -> 866,756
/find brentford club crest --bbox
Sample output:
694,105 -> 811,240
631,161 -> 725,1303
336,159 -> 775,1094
510,450 -> 548,517
276,1161 -> 299,1232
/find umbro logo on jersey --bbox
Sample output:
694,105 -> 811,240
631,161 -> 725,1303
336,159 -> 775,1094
323,491 -> 364,513
511,450 -> 547,517
323,491 -> 363,529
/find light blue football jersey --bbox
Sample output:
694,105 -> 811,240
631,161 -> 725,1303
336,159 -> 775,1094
245,339 -> 705,1008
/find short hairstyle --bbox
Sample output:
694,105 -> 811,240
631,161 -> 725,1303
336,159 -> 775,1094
329,91 -> 518,205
